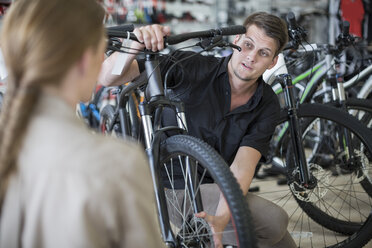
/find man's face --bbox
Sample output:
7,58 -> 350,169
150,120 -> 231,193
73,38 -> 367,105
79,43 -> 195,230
229,24 -> 278,82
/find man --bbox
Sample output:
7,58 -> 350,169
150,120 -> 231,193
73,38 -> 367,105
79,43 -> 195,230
99,12 -> 297,248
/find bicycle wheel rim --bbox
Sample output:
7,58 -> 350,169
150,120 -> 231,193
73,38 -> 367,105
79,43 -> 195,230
160,135 -> 256,248
255,104 -> 372,248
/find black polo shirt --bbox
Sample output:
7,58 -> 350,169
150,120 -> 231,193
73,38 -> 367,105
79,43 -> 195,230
138,50 -> 280,165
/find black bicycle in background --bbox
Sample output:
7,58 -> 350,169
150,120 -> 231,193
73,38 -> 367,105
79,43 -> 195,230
101,25 -> 256,248
89,22 -> 372,247
254,13 -> 372,248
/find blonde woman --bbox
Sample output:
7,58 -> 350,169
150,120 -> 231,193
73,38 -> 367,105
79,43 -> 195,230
0,0 -> 164,247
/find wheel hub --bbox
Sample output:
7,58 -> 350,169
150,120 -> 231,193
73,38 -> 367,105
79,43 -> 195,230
290,163 -> 330,202
177,216 -> 214,248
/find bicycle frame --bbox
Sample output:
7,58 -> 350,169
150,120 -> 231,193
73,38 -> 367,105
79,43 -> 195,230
290,52 -> 372,104
268,40 -> 372,158
106,52 -> 206,247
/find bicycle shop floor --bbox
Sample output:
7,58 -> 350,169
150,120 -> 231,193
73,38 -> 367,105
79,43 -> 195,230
251,172 -> 372,248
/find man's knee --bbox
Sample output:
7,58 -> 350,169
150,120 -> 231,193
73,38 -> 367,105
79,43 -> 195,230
263,204 -> 289,242
246,193 -> 289,245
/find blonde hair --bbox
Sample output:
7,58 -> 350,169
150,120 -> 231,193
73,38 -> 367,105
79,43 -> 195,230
0,0 -> 105,209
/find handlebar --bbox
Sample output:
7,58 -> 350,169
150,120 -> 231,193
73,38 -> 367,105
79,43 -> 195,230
165,25 -> 246,45
106,25 -> 246,46
284,12 -> 354,55
106,24 -> 134,34
335,21 -> 355,52
285,11 -> 307,50
286,12 -> 297,31
341,21 -> 350,36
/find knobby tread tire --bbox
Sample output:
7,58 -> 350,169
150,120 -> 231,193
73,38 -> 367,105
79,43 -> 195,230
160,134 -> 257,248
100,104 -> 115,132
282,103 -> 372,248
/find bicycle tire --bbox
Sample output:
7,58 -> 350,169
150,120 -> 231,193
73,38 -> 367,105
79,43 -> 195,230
264,97 -> 372,173
160,135 -> 256,248
283,103 -> 372,247
341,98 -> 372,196
343,97 -> 372,130
100,104 -> 117,134
126,92 -> 142,140
100,92 -> 142,140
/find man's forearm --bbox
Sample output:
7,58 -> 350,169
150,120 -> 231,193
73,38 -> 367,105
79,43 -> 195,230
214,146 -> 261,225
98,51 -> 139,87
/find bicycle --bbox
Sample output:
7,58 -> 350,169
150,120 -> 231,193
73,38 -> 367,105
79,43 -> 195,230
102,25 -> 257,248
267,13 -> 372,128
99,21 -> 372,248
262,13 -> 372,174
252,71 -> 372,247
249,14 -> 372,247
267,13 -> 372,104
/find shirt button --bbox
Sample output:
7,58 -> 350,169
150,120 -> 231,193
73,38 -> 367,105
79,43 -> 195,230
225,91 -> 229,95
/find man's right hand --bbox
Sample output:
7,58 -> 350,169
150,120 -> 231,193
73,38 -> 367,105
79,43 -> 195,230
133,24 -> 171,52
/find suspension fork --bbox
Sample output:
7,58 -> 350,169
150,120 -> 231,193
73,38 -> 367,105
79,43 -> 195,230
138,102 -> 176,246
277,74 -> 315,188
328,57 -> 355,165
138,98 -> 204,245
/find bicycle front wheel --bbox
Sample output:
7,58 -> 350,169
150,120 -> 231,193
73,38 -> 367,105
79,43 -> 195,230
287,104 -> 372,247
160,135 -> 256,248
254,103 -> 372,248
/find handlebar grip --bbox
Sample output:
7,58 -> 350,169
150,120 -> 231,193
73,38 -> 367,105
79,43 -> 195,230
166,30 -> 213,45
166,25 -> 246,45
287,12 -> 297,29
217,25 -> 246,36
341,21 -> 350,36
106,24 -> 134,33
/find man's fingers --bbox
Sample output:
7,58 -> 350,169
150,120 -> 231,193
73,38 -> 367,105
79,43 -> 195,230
133,25 -> 170,51
162,26 -> 171,36
195,211 -> 214,223
195,211 -> 206,218
133,28 -> 144,43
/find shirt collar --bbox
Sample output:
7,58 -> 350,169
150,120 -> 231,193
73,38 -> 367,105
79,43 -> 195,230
216,54 -> 231,77
244,77 -> 264,111
219,54 -> 265,112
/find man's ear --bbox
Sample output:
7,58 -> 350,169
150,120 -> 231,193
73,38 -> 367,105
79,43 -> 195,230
233,34 -> 241,45
267,55 -> 279,70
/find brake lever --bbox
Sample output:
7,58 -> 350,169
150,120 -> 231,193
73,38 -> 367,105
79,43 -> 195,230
226,43 -> 241,51
197,35 -> 223,49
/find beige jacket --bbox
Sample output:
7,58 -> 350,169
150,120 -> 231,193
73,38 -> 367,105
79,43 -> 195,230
0,94 -> 165,248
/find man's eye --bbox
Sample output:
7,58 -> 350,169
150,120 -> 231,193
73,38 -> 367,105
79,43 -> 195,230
260,51 -> 268,57
245,43 -> 252,48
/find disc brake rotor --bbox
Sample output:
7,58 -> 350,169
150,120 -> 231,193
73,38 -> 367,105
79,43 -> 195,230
290,163 -> 330,202
336,148 -> 370,183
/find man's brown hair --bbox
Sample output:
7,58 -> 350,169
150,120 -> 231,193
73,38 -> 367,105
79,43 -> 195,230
243,12 -> 288,56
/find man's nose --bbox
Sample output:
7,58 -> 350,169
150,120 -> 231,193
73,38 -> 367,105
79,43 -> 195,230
246,49 -> 257,63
